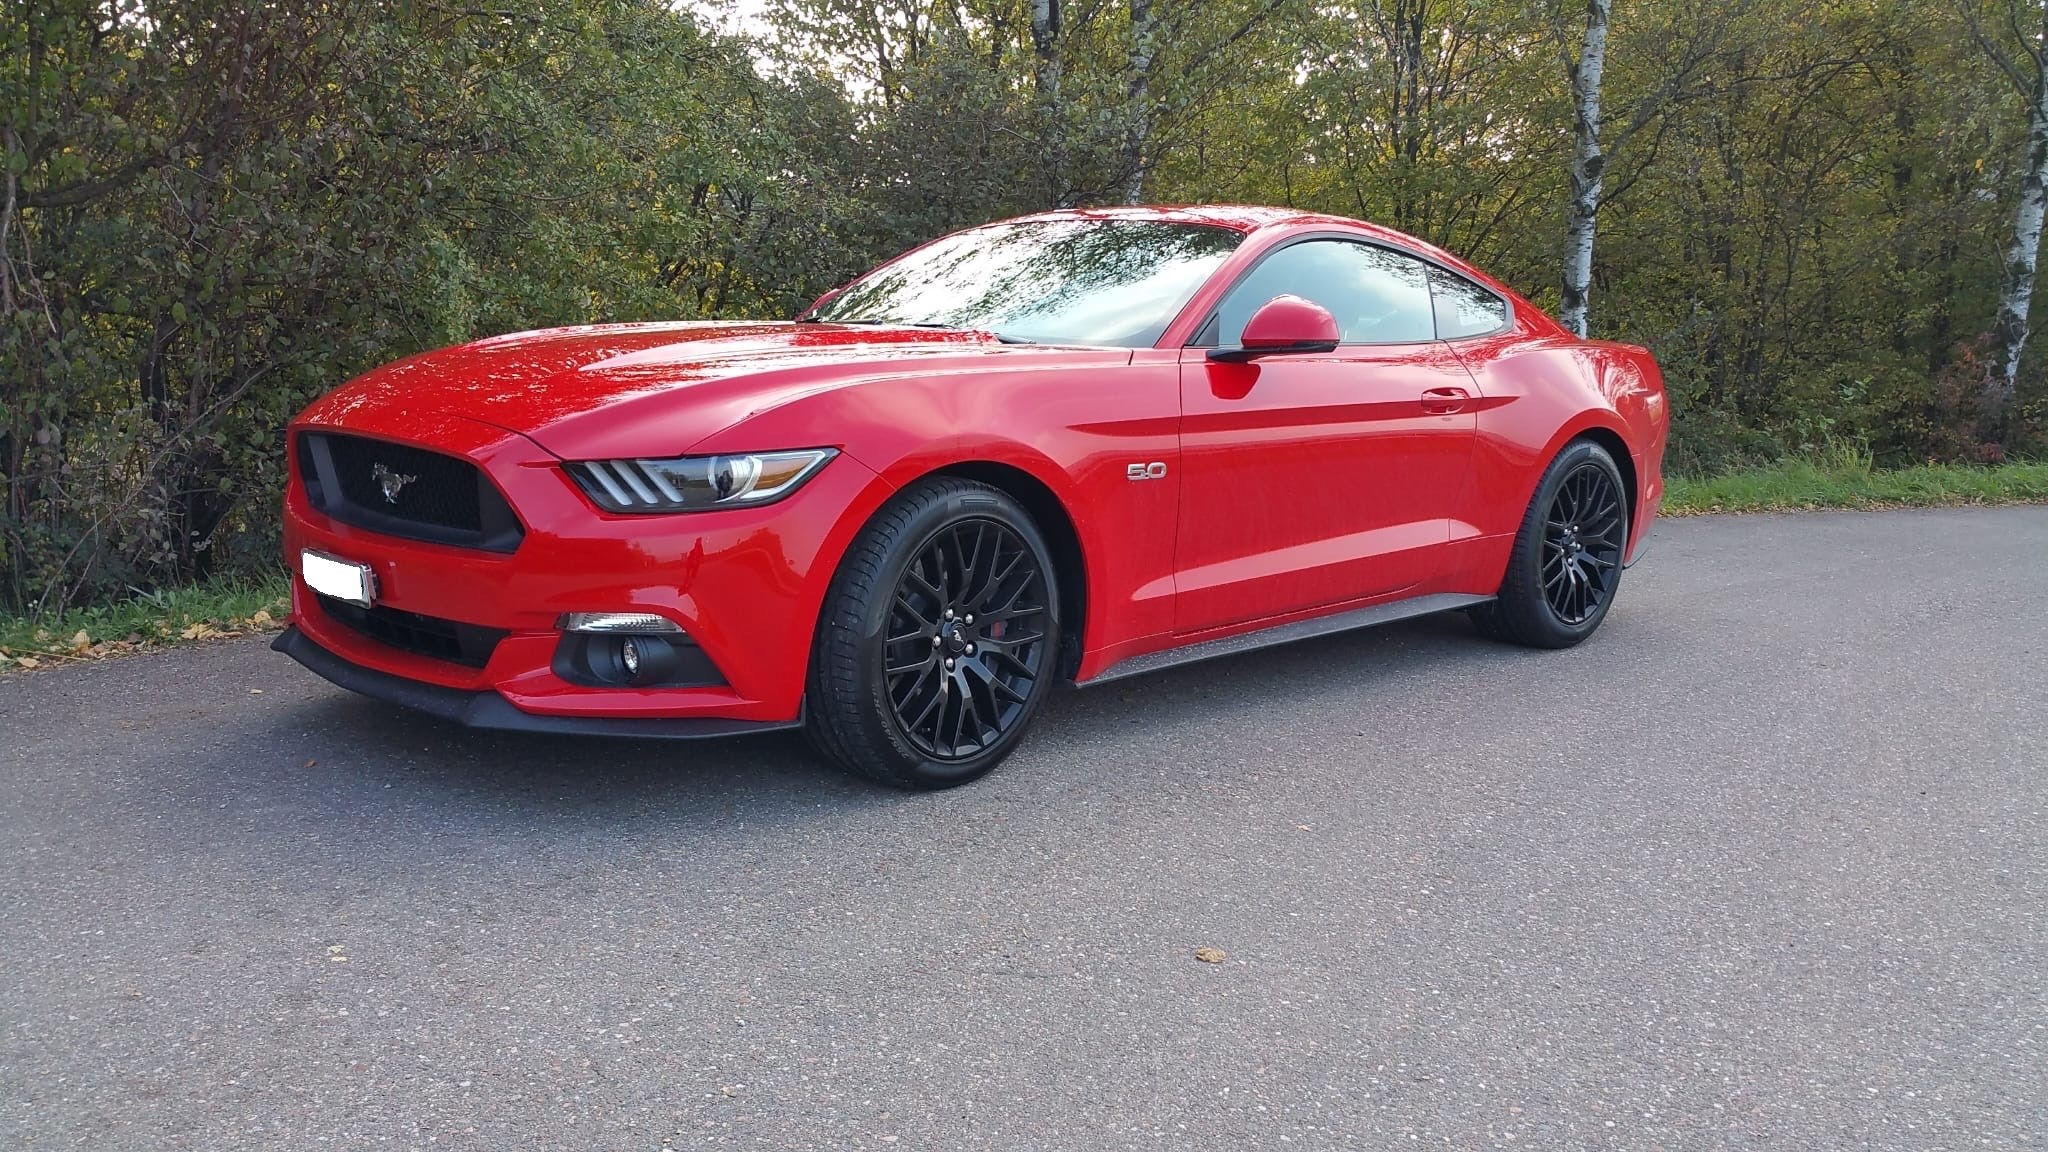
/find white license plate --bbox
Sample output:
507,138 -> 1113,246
301,550 -> 377,607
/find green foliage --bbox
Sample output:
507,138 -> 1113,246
0,0 -> 848,615
2,0 -> 2044,617
1662,457 -> 2048,514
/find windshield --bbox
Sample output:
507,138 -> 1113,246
812,219 -> 1243,347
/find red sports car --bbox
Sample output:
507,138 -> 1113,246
276,205 -> 1667,788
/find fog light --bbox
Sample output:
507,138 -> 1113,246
602,634 -> 677,686
554,630 -> 721,690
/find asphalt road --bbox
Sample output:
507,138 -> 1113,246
3,507 -> 2044,1151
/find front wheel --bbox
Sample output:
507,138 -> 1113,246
805,478 -> 1061,789
1469,439 -> 1629,648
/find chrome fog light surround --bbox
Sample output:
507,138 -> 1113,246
558,611 -> 683,634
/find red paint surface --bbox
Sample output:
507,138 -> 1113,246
283,206 -> 1668,723
1239,294 -> 1341,349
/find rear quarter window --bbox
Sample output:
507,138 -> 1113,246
1428,266 -> 1509,339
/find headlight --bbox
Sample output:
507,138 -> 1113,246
567,449 -> 837,513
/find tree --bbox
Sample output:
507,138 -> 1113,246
1560,0 -> 1611,337
1124,0 -> 1157,203
1966,0 -> 2048,438
1030,0 -> 1067,204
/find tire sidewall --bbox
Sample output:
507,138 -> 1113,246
850,484 -> 1062,787
1522,440 -> 1627,643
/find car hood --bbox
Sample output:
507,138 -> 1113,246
298,321 -> 1127,459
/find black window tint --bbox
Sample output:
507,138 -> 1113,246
1213,240 -> 1435,345
1427,265 -> 1508,338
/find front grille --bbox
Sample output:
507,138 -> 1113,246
316,594 -> 507,668
297,432 -> 523,552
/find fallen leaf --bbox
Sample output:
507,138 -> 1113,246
302,759 -> 318,768
16,656 -> 39,670
1194,946 -> 1227,964
70,629 -> 91,650
249,688 -> 264,694
250,609 -> 274,627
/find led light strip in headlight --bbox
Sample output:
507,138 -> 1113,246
567,449 -> 837,513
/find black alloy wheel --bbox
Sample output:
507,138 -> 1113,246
1469,438 -> 1630,648
1540,461 -> 1626,625
806,477 -> 1062,788
883,518 -> 1051,761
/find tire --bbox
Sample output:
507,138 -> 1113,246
1468,438 -> 1629,649
804,477 -> 1063,789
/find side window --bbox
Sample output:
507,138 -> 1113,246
1427,266 -> 1508,339
1211,240 -> 1436,345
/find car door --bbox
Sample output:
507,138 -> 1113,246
1173,237 -> 1480,633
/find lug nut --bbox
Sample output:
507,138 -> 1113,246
966,643 -> 977,654
932,635 -> 942,647
945,658 -> 955,669
964,614 -> 974,624
944,608 -> 954,620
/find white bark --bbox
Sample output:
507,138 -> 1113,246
1996,39 -> 2048,405
1123,0 -> 1157,205
1560,0 -> 1611,338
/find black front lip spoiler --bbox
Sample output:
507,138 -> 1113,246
1624,530 -> 1653,569
272,625 -> 797,740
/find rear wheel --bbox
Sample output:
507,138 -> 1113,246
1469,439 -> 1629,648
805,478 -> 1060,789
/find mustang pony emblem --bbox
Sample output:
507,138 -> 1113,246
371,463 -> 417,504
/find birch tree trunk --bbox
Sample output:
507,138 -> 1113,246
1123,0 -> 1157,205
1993,18 -> 2048,420
1560,0 -> 1611,338
1030,0 -> 1066,206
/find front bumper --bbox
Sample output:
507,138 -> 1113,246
278,417 -> 886,727
273,626 -> 796,738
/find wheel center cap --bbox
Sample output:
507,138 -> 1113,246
943,623 -> 969,654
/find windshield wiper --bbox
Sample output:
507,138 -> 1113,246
808,318 -> 1033,343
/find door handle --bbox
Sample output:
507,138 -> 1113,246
1421,386 -> 1470,414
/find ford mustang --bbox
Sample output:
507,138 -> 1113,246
275,205 -> 1668,788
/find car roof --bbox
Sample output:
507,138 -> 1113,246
998,204 -> 1491,273
1000,203 -> 1381,236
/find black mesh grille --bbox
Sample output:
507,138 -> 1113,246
316,595 -> 507,668
297,432 -> 523,552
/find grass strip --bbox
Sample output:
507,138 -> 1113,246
0,575 -> 290,671
1662,460 -> 2048,516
